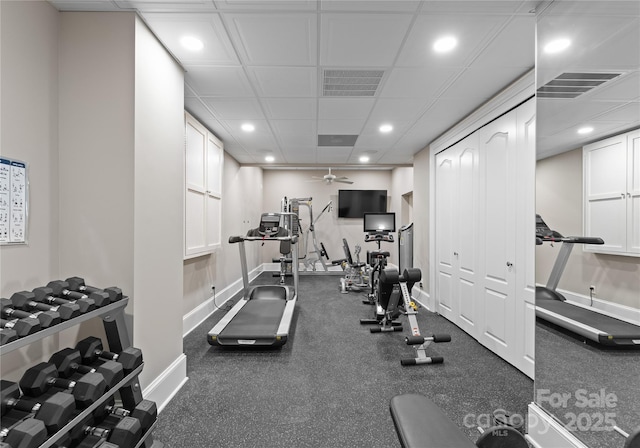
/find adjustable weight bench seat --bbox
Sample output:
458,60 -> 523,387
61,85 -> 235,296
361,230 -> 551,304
390,394 -> 475,448
390,394 -> 528,448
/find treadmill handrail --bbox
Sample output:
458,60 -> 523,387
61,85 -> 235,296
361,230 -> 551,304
539,236 -> 604,245
229,235 -> 299,244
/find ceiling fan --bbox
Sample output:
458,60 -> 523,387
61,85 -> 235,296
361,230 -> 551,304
310,168 -> 353,184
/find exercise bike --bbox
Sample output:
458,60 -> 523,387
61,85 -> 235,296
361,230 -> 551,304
360,213 -> 395,318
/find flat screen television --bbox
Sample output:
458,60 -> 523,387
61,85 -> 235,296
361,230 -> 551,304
338,190 -> 387,218
363,212 -> 396,233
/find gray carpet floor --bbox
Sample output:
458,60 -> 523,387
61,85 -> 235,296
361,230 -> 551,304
153,273 -> 533,447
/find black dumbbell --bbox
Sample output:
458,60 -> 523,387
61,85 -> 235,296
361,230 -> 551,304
19,363 -> 107,409
32,286 -> 95,314
0,316 -> 40,338
47,281 -> 110,308
65,277 -> 123,303
0,415 -> 48,448
11,291 -> 81,321
0,328 -> 18,346
70,415 -> 142,448
49,348 -> 124,390
94,398 -> 157,434
76,337 -> 143,374
1,380 -> 75,433
1,298 -> 60,329
77,436 -> 119,448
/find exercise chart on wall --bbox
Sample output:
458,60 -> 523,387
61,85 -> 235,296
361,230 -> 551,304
0,157 -> 28,244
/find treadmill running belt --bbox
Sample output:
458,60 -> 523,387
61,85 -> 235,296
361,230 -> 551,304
219,299 -> 287,341
537,298 -> 640,345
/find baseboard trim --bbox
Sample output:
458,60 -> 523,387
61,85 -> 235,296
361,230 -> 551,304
527,403 -> 590,448
412,286 -> 433,312
554,288 -> 640,326
182,265 -> 263,337
143,354 -> 188,413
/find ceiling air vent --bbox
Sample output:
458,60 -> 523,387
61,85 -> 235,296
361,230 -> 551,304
322,69 -> 384,97
537,72 -> 621,99
318,135 -> 359,147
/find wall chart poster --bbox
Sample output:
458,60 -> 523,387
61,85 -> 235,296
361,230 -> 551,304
0,157 -> 28,244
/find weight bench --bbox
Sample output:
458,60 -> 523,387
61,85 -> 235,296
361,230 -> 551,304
390,394 -> 528,448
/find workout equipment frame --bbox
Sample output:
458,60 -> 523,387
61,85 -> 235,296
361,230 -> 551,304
208,218 -> 299,347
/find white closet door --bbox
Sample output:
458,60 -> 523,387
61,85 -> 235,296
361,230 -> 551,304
435,151 -> 456,320
478,112 -> 517,361
455,134 -> 480,337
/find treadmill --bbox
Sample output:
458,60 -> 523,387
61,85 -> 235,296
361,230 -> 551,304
535,214 -> 640,347
208,213 -> 299,347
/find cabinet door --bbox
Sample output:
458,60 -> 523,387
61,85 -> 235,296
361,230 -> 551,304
206,136 -> 223,251
478,112 -> 517,362
584,134 -> 627,254
627,130 -> 640,254
185,117 -> 208,257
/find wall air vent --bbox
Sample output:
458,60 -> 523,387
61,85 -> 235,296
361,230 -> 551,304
537,72 -> 621,99
322,69 -> 384,97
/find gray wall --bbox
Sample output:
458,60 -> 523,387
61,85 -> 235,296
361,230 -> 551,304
536,148 -> 640,310
412,146 -> 430,294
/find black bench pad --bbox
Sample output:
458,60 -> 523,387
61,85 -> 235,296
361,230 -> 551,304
390,394 -> 476,448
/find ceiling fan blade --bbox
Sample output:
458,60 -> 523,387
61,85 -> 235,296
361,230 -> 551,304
335,176 -> 350,180
335,179 -> 354,184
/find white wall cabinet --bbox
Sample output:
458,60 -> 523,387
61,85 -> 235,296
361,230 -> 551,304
434,98 -> 535,377
583,129 -> 640,257
184,112 -> 223,259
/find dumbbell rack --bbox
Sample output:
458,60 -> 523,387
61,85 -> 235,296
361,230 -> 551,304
0,297 -> 163,448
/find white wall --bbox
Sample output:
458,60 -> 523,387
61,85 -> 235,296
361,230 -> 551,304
536,148 -> 640,310
261,169 -> 396,265
412,147 -> 430,293
0,0 -> 61,379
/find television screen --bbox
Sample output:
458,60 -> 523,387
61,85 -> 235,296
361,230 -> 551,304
363,213 -> 396,233
338,190 -> 387,218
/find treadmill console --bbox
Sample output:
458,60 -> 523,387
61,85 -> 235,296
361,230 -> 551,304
536,214 -> 563,240
257,213 -> 282,237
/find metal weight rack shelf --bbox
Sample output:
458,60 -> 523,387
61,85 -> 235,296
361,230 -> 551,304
0,296 -> 164,447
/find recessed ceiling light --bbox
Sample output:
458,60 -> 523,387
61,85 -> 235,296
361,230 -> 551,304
433,36 -> 457,53
180,36 -> 204,52
379,124 -> 393,133
359,155 -> 370,163
578,126 -> 594,135
241,123 -> 255,132
265,155 -> 275,162
544,38 -> 571,54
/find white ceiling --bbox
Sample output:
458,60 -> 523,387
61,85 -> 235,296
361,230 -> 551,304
47,1 -> 639,166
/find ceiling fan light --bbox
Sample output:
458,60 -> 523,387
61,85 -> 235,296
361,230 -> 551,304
359,155 -> 370,162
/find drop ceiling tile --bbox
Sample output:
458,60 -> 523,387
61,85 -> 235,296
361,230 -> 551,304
396,14 -> 505,68
472,16 -> 534,69
225,13 -> 317,65
280,147 -> 318,164
379,67 -> 460,98
320,1 -> 421,12
248,67 -> 317,97
214,0 -> 316,10
367,98 -> 430,123
271,120 -> 317,146
440,66 -> 528,104
185,66 -> 253,97
421,1 -> 527,14
318,98 -> 375,120
316,148 -> 351,164
142,13 -> 238,65
49,1 -> 121,11
320,14 -> 413,67
593,102 -> 640,123
590,72 -> 640,102
222,119 -> 278,148
184,97 -> 233,142
201,97 -> 265,120
417,97 -> 481,130
317,119 -> 366,135
116,1 -> 217,12
262,98 -> 317,119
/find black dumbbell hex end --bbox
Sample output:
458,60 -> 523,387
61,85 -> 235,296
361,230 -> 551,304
118,347 -> 144,373
0,316 -> 41,337
88,291 -> 110,307
35,391 -> 76,433
0,328 -> 18,345
132,399 -> 158,432
2,418 -> 48,448
8,291 -> 36,308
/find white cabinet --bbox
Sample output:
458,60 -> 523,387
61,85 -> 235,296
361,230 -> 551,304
184,112 -> 223,259
583,129 -> 640,256
434,98 -> 535,377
